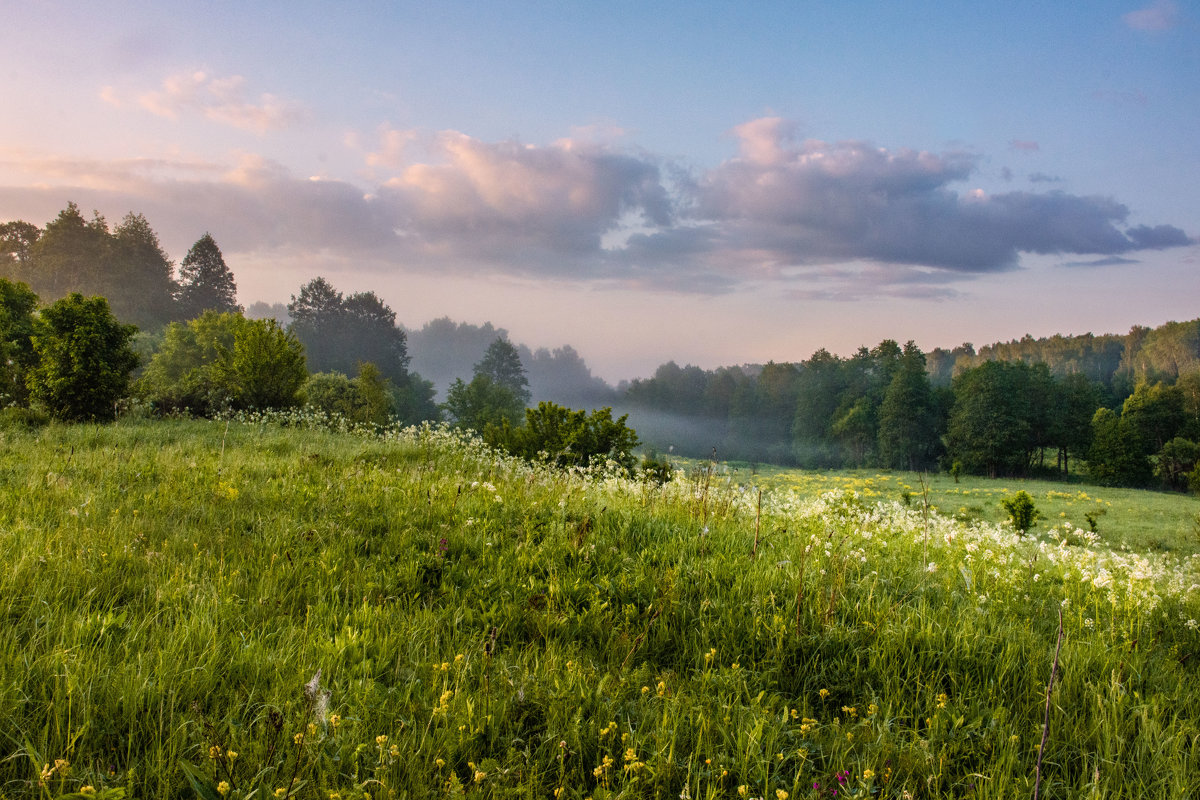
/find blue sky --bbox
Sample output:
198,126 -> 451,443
2,1 -> 1197,380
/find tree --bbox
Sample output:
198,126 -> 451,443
110,212 -> 180,328
287,278 -> 410,382
222,318 -> 306,409
1155,437 -> 1200,492
443,375 -> 524,431
28,293 -> 138,422
475,338 -> 530,406
138,311 -> 305,413
1087,407 -> 1152,486
178,233 -> 240,318
26,203 -> 111,300
944,361 -> 1033,477
877,341 -> 939,470
0,278 -> 40,406
0,221 -> 41,285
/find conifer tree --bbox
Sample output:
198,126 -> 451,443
178,233 -> 240,318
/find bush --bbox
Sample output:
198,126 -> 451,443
0,405 -> 50,429
489,402 -> 640,471
28,293 -> 138,422
1001,490 -> 1039,535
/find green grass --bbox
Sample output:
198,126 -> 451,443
702,460 -> 1200,555
1,415 -> 1199,799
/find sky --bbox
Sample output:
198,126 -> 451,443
1,1 -> 1197,382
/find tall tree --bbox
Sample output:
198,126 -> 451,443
877,341 -> 939,470
26,203 -> 110,299
0,221 -> 41,285
178,233 -> 240,318
110,212 -> 180,328
475,337 -> 530,407
287,278 -> 410,382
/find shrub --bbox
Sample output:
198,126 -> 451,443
1001,490 -> 1039,535
28,293 -> 138,422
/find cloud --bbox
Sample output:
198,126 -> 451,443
652,121 -> 1189,279
376,129 -> 673,264
115,70 -> 308,133
1009,140 -> 1040,152
1059,256 -> 1141,268
1028,172 -> 1062,183
1123,0 -> 1181,31
1,117 -> 1191,296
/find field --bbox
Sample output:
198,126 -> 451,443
2,416 -> 1200,799
709,462 -> 1200,554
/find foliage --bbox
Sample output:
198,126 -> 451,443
1088,407 -> 1154,487
8,204 -> 181,328
877,341 -> 939,470
442,374 -> 523,430
489,401 -> 640,470
288,278 -> 410,382
138,311 -> 305,413
220,317 -> 306,410
178,233 -> 240,318
1155,437 -> 1200,492
27,293 -> 139,421
1000,490 -> 1039,534
474,337 -> 530,406
303,363 -> 394,426
0,277 -> 39,406
945,361 -> 1035,477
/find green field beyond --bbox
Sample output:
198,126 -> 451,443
2,417 -> 1199,799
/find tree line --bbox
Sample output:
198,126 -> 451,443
619,327 -> 1200,491
0,204 -> 640,470
4,202 -> 1198,489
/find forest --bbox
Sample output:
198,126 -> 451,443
2,203 -> 1199,491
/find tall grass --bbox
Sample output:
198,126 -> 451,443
1,415 -> 1198,798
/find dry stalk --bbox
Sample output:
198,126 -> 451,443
1034,607 -> 1065,800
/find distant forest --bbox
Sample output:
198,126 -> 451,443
3,204 -> 1198,490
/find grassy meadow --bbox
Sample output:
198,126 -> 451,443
2,415 -> 1200,799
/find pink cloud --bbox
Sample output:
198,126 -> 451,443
128,70 -> 308,133
1123,0 -> 1181,31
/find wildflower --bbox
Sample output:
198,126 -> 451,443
329,714 -> 342,729
217,782 -> 230,796
376,734 -> 388,747
390,744 -> 400,757
625,747 -> 638,762
81,788 -> 97,797
293,732 -> 304,745
867,703 -> 878,716
738,787 -> 749,797
819,688 -> 830,699
275,789 -> 287,799
642,686 -> 650,694
209,745 -> 223,760
777,791 -> 788,800
657,681 -> 667,696
937,693 -> 948,709
436,758 -> 446,768
474,770 -> 486,783
227,749 -> 238,760
863,769 -> 874,780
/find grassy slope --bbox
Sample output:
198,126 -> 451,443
0,418 -> 1198,799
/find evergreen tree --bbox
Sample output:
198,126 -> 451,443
178,233 -> 240,318
475,337 -> 530,406
877,341 -> 938,470
111,212 -> 180,328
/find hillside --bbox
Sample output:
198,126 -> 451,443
2,417 -> 1199,798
